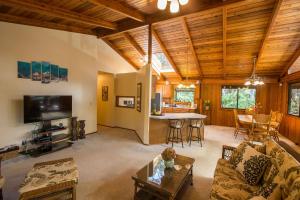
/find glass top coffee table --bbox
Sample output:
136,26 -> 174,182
132,154 -> 195,200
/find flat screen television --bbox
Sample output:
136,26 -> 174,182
24,95 -> 72,123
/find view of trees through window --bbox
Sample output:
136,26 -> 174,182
221,86 -> 256,109
175,88 -> 195,103
288,83 -> 300,117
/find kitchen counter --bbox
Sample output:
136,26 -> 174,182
150,113 -> 206,120
162,107 -> 197,113
149,113 -> 207,144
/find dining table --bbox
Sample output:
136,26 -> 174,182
238,114 -> 253,125
238,114 -> 270,126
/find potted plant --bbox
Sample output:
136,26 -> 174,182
203,100 -> 211,111
161,147 -> 176,168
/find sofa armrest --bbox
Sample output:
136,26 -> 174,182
222,145 -> 236,160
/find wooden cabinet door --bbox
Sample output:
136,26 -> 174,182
163,85 -> 172,98
156,84 -> 163,95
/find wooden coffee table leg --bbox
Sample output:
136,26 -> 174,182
134,182 -> 137,200
190,167 -> 194,186
0,188 -> 3,200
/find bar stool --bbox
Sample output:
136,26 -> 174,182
166,119 -> 185,148
187,119 -> 204,147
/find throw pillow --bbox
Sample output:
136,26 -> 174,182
229,142 -> 248,167
236,145 -> 270,185
251,174 -> 283,199
262,158 -> 279,185
229,142 -> 266,168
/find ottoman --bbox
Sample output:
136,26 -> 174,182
19,158 -> 78,200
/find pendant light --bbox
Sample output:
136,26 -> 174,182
170,0 -> 180,13
157,0 -> 167,10
244,57 -> 264,86
179,0 -> 189,5
157,0 -> 189,13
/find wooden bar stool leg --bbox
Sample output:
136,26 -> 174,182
188,127 -> 192,146
166,127 -> 171,144
171,128 -> 175,147
180,128 -> 184,148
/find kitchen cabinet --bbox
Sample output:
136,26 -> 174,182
163,85 -> 172,98
155,84 -> 172,99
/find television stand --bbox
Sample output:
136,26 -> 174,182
26,119 -> 75,157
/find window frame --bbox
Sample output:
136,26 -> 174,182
174,88 -> 195,103
288,82 -> 300,117
221,85 -> 257,110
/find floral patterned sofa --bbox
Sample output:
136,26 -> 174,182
210,140 -> 300,200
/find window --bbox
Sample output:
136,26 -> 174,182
221,86 -> 256,109
175,88 -> 195,103
288,83 -> 300,117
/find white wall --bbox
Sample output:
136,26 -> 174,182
0,22 -> 135,146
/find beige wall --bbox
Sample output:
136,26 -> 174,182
114,73 -> 138,130
0,22 -> 135,146
97,72 -> 115,127
97,65 -> 152,144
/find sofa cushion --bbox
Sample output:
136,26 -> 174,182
255,174 -> 283,199
19,158 -> 78,196
264,140 -> 300,199
211,159 -> 259,200
235,145 -> 270,185
262,158 -> 279,185
230,142 -> 266,168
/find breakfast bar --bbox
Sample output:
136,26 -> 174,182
149,113 -> 207,144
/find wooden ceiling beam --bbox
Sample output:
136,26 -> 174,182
123,32 -> 145,57
0,0 -> 117,30
152,28 -> 183,80
87,0 -> 145,22
100,0 -> 245,38
102,39 -> 139,71
0,13 -> 96,35
281,47 -> 300,77
181,17 -> 202,77
222,7 -> 227,78
256,0 -> 283,67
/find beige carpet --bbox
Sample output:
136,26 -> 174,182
2,125 -> 242,200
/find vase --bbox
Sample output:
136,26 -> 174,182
164,159 -> 174,169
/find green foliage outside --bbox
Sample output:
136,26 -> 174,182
288,88 -> 300,116
221,87 -> 256,109
175,89 -> 195,103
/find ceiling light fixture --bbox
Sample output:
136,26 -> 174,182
157,0 -> 189,13
244,57 -> 264,86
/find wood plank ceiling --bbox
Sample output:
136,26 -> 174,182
0,0 -> 299,80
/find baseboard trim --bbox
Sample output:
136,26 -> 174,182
97,124 -> 145,145
86,131 -> 97,136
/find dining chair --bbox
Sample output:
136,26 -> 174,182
268,110 -> 283,141
250,114 -> 271,141
233,109 -> 249,138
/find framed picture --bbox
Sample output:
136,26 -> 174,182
59,67 -> 68,81
102,86 -> 108,101
137,83 -> 142,112
18,61 -> 31,79
31,61 -> 42,81
116,96 -> 135,108
50,64 -> 59,81
42,62 -> 51,84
